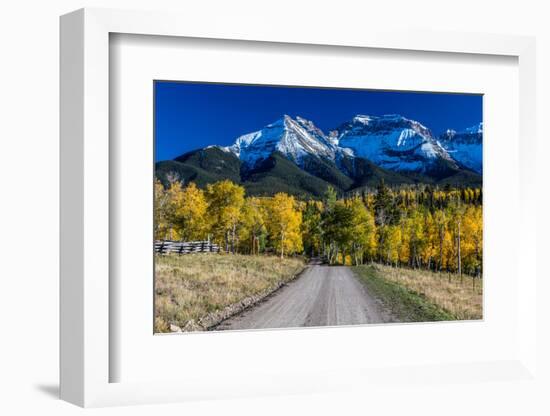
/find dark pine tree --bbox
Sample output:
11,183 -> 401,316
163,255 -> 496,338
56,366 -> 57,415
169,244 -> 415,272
374,179 -> 392,227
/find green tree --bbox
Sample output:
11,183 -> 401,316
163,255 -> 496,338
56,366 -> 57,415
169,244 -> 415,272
323,201 -> 354,264
324,185 -> 337,212
374,180 -> 392,227
301,200 -> 324,257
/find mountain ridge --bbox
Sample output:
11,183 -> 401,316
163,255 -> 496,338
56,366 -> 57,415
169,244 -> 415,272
156,114 -> 482,197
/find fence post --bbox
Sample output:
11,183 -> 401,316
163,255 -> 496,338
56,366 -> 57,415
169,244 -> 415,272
154,240 -> 222,255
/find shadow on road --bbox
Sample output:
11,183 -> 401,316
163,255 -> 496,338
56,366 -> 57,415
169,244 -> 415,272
308,257 -> 325,266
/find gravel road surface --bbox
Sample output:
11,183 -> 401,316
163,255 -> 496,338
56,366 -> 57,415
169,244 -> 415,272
215,261 -> 393,330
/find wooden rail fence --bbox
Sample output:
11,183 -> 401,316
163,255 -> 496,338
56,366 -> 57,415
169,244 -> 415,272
154,240 -> 220,255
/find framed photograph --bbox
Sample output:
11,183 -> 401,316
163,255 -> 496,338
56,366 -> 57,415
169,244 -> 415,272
153,81 -> 483,334
60,8 -> 537,407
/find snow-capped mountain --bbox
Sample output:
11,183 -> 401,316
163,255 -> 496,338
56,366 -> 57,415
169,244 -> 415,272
224,115 -> 337,168
333,114 -> 457,173
438,122 -> 483,174
224,114 -> 461,175
159,114 -> 482,198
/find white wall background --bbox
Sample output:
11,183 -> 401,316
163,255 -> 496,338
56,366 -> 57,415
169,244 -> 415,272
0,1 -> 548,415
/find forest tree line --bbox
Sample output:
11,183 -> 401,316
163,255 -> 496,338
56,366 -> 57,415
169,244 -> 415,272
155,177 -> 482,276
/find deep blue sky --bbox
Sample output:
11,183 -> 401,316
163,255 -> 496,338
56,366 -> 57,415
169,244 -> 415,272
155,81 -> 482,162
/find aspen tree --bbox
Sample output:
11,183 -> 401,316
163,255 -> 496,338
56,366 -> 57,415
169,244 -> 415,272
171,182 -> 208,241
205,180 -> 245,253
238,197 -> 266,255
265,193 -> 303,259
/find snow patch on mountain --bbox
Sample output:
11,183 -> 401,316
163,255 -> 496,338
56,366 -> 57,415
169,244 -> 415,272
224,115 -> 336,168
218,114 -> 481,176
439,122 -> 483,174
334,114 -> 456,173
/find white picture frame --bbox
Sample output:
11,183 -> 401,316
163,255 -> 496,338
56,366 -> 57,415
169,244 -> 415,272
60,7 -> 537,407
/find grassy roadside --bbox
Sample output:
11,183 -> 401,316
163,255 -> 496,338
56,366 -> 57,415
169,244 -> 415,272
353,265 -> 481,322
155,253 -> 305,332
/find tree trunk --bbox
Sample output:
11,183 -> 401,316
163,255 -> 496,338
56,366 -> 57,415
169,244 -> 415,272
231,223 -> 236,254
225,230 -> 229,253
457,220 -> 462,282
439,229 -> 444,272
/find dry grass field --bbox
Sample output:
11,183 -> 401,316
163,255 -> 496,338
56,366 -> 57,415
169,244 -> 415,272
355,264 -> 482,321
154,253 -> 305,332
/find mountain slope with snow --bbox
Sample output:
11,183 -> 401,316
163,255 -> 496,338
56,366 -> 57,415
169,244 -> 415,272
438,122 -> 483,174
334,114 -> 458,174
224,115 -> 337,168
222,114 -> 472,177
156,114 -> 482,197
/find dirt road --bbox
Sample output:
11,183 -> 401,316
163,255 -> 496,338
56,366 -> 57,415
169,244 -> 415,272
215,261 -> 393,330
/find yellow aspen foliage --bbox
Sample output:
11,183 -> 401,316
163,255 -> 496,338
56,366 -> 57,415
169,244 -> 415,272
154,179 -> 172,240
378,225 -> 401,265
163,181 -> 186,241
398,216 -> 411,265
238,197 -> 267,255
171,182 -> 208,241
265,193 -> 303,258
420,211 -> 438,268
461,206 -> 483,274
205,180 -> 245,253
433,210 -> 448,271
153,176 -> 482,276
442,228 -> 454,271
348,197 -> 377,264
408,210 -> 425,268
387,226 -> 402,265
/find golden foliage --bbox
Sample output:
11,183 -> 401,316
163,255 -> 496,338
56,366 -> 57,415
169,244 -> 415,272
265,193 -> 303,258
154,178 -> 482,274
